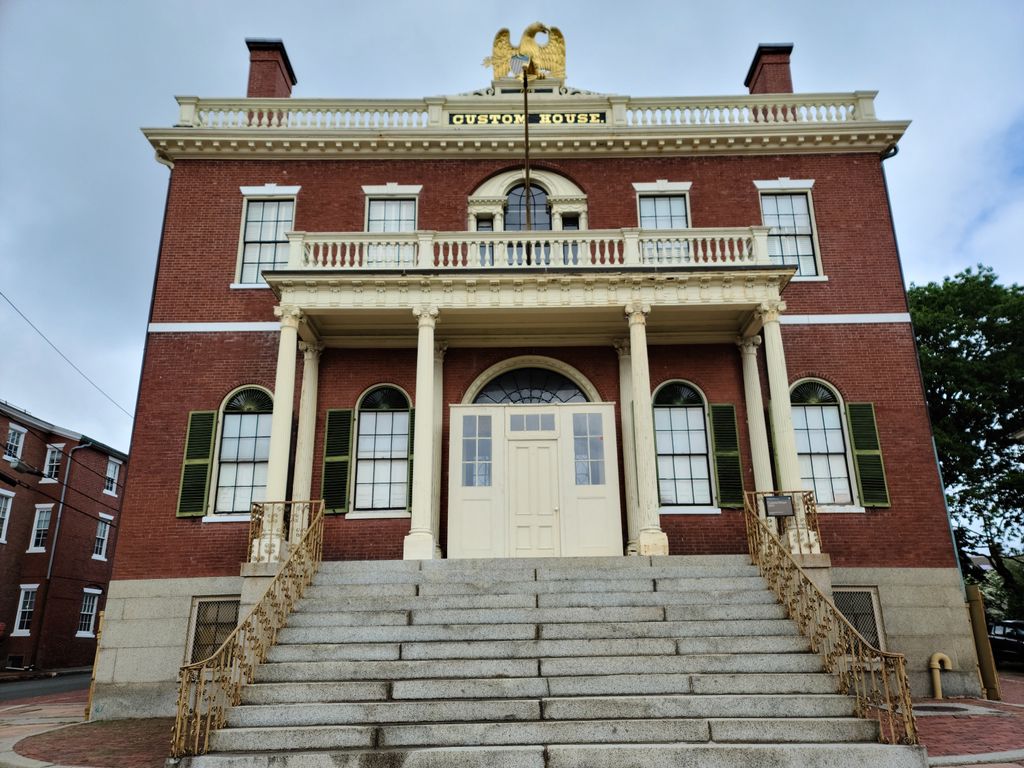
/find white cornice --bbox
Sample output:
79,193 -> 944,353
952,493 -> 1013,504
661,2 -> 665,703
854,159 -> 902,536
240,183 -> 301,196
361,182 -> 423,196
633,180 -> 693,193
754,178 -> 815,190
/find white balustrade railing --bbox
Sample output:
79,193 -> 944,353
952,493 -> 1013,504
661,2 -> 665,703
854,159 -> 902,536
175,92 -> 880,130
286,227 -> 771,272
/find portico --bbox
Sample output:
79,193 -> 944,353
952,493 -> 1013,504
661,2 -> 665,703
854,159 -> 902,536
250,263 -> 819,563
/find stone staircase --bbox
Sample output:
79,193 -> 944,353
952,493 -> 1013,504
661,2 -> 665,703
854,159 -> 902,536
188,555 -> 927,767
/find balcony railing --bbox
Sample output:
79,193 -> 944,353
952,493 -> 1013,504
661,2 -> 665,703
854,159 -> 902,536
175,92 -> 880,131
285,227 -> 772,272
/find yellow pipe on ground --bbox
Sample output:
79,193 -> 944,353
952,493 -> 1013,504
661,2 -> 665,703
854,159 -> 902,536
929,652 -> 953,699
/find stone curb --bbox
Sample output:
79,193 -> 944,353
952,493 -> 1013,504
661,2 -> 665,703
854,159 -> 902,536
928,748 -> 1024,766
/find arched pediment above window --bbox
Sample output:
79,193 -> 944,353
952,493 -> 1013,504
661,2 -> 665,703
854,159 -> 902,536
468,169 -> 587,232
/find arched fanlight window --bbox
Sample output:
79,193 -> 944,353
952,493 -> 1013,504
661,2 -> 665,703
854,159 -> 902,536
791,380 -> 853,504
215,387 -> 273,514
653,382 -> 712,506
473,367 -> 587,405
354,386 -> 411,512
504,184 -> 552,231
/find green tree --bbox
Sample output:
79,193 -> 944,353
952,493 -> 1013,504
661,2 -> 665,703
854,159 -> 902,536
908,266 -> 1024,616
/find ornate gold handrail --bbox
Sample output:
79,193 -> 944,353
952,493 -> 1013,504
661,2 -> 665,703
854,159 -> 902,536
743,494 -> 917,745
171,500 -> 325,757
247,500 -> 317,560
747,490 -> 821,555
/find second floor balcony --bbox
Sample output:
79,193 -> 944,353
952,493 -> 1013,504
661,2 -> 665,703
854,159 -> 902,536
284,226 -> 776,273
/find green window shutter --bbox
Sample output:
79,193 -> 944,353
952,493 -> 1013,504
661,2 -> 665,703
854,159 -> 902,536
710,404 -> 744,507
177,411 -> 217,517
322,409 -> 353,514
846,403 -> 890,507
406,408 -> 415,511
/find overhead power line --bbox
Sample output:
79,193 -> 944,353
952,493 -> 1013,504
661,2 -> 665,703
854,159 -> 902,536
0,288 -> 135,420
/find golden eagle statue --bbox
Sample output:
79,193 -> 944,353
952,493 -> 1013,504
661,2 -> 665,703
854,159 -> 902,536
484,22 -> 566,81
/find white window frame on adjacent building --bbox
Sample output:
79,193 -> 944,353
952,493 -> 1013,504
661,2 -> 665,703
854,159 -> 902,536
76,588 -> 102,638
233,184 -> 301,288
12,584 -> 38,637
92,512 -> 114,561
28,504 -> 53,553
4,423 -> 26,461
103,457 -> 122,497
0,489 -> 13,543
41,443 -> 64,483
754,178 -> 825,280
790,378 -> 865,514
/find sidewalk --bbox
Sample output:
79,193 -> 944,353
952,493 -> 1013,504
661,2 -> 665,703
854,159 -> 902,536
2,671 -> 1024,768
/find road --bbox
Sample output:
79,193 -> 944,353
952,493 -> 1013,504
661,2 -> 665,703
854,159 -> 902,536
0,672 -> 90,701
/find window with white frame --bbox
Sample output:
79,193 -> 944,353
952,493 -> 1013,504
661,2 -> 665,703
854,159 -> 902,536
13,585 -> 37,636
236,184 -> 300,285
28,505 -> 52,552
214,388 -> 273,515
4,424 -> 26,460
76,588 -> 102,637
363,184 -> 421,268
93,513 -> 113,560
354,386 -> 411,514
367,199 -> 417,232
103,458 -> 121,496
43,444 -> 62,480
0,489 -> 12,543
791,381 -> 853,505
754,179 -> 820,277
653,382 -> 713,507
634,181 -> 692,264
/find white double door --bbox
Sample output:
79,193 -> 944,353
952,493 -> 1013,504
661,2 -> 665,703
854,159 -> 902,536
447,403 -> 623,559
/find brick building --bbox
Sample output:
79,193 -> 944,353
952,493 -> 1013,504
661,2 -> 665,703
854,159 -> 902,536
92,35 -> 979,720
1,401 -> 126,669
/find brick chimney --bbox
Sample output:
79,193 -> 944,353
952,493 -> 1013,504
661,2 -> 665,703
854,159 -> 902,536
245,39 -> 297,98
744,43 -> 794,94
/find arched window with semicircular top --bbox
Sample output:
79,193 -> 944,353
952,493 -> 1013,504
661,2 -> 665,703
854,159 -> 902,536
214,387 -> 273,514
790,380 -> 854,505
353,385 -> 412,514
653,382 -> 713,507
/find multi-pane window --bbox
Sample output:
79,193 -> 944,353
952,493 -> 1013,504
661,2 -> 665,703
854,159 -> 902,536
93,515 -> 112,559
29,506 -> 52,551
0,491 -> 12,543
462,415 -> 492,487
639,195 -> 689,229
354,387 -> 411,512
77,590 -> 101,636
573,412 -> 606,486
367,199 -> 416,232
791,381 -> 853,505
43,445 -> 62,479
240,199 -> 294,283
761,193 -> 818,276
190,599 -> 240,663
215,388 -> 273,514
474,368 -> 587,405
4,425 -> 25,460
504,185 -> 551,231
104,458 -> 121,496
654,383 -> 712,506
15,587 -> 37,634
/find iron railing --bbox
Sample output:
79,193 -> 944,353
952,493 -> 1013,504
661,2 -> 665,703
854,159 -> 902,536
743,494 -> 918,745
746,489 -> 821,555
171,500 -> 325,757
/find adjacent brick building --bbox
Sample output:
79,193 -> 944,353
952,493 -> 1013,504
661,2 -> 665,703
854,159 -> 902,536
92,36 -> 980,717
1,401 -> 126,669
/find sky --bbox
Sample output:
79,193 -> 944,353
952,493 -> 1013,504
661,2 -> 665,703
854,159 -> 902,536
0,0 -> 1022,454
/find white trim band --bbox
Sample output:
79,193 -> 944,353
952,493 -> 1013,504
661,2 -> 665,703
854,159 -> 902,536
754,178 -> 815,190
149,322 -> 279,334
780,313 -> 911,325
240,184 -> 301,196
362,183 -> 423,196
633,180 -> 693,193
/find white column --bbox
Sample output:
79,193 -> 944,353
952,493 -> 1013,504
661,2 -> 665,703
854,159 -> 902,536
289,341 -> 323,543
736,336 -> 774,495
760,302 -> 819,553
625,303 -> 669,556
431,342 -> 447,559
257,305 -> 301,563
614,340 -> 641,555
404,306 -> 439,560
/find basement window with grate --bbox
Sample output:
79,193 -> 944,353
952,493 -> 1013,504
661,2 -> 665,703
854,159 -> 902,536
189,598 -> 241,663
833,588 -> 884,649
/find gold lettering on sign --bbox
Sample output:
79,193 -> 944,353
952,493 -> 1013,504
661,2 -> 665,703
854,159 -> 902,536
447,112 -> 607,125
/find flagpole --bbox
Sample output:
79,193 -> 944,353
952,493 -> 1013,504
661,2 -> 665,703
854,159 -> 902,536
523,64 -> 531,235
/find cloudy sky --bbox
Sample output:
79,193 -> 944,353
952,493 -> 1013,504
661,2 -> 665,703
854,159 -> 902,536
1,0 -> 1022,453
